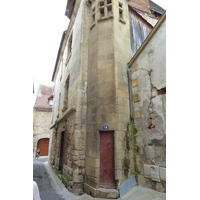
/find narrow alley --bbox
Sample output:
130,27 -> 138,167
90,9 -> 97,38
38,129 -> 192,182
33,157 -> 64,200
33,156 -> 166,200
33,156 -> 112,200
33,2 -> 166,199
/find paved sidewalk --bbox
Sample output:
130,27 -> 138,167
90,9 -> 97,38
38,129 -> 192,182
121,185 -> 166,200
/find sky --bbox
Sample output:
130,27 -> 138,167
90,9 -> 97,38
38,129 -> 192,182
152,0 -> 166,9
32,0 -> 166,105
32,0 -> 70,104
32,1 -> 69,85
0,2 -> 69,193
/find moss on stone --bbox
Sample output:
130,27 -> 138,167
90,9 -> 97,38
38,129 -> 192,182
131,119 -> 140,181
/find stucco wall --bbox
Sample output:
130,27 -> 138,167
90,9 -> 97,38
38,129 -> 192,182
129,17 -> 166,192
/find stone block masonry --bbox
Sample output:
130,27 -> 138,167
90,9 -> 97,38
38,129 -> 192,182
49,0 -> 89,195
85,0 -> 133,198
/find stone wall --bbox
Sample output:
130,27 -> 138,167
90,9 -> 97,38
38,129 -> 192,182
84,0 -> 133,198
33,109 -> 52,154
33,110 -> 52,135
49,0 -> 88,195
128,16 -> 166,192
49,0 -> 165,198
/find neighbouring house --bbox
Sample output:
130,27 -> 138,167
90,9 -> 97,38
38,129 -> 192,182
49,0 -> 165,198
33,85 -> 54,157
129,0 -> 165,56
127,11 -> 166,192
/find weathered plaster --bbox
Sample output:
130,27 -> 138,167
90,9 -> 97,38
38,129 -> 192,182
128,16 -> 166,192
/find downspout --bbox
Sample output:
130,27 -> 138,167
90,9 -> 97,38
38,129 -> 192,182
128,69 -> 133,119
127,68 -> 138,181
53,124 -> 58,166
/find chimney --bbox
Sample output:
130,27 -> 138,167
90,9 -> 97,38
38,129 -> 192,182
128,0 -> 150,13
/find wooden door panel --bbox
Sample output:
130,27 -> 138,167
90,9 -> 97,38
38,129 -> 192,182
100,131 -> 115,189
37,138 -> 49,156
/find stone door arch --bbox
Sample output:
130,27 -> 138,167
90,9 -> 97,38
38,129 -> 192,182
37,138 -> 49,156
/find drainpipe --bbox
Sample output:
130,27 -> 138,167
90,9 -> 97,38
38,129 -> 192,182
54,125 -> 58,166
127,68 -> 138,181
127,69 -> 133,119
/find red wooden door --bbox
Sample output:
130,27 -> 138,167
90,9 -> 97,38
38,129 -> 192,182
100,131 -> 115,189
37,138 -> 49,156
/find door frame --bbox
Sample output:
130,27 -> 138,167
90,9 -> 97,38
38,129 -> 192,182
37,138 -> 49,156
59,131 -> 65,172
99,130 -> 116,189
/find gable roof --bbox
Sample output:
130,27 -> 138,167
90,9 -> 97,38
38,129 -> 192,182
128,11 -> 166,67
52,30 -> 67,82
65,0 -> 76,19
34,85 -> 54,110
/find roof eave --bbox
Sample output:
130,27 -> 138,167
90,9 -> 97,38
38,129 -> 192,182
128,11 -> 166,67
150,7 -> 165,15
51,30 -> 67,82
65,0 -> 76,19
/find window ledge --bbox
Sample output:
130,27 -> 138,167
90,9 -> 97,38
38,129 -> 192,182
50,106 -> 76,130
90,22 -> 96,30
62,105 -> 68,112
119,17 -> 126,24
65,53 -> 71,67
97,14 -> 113,22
